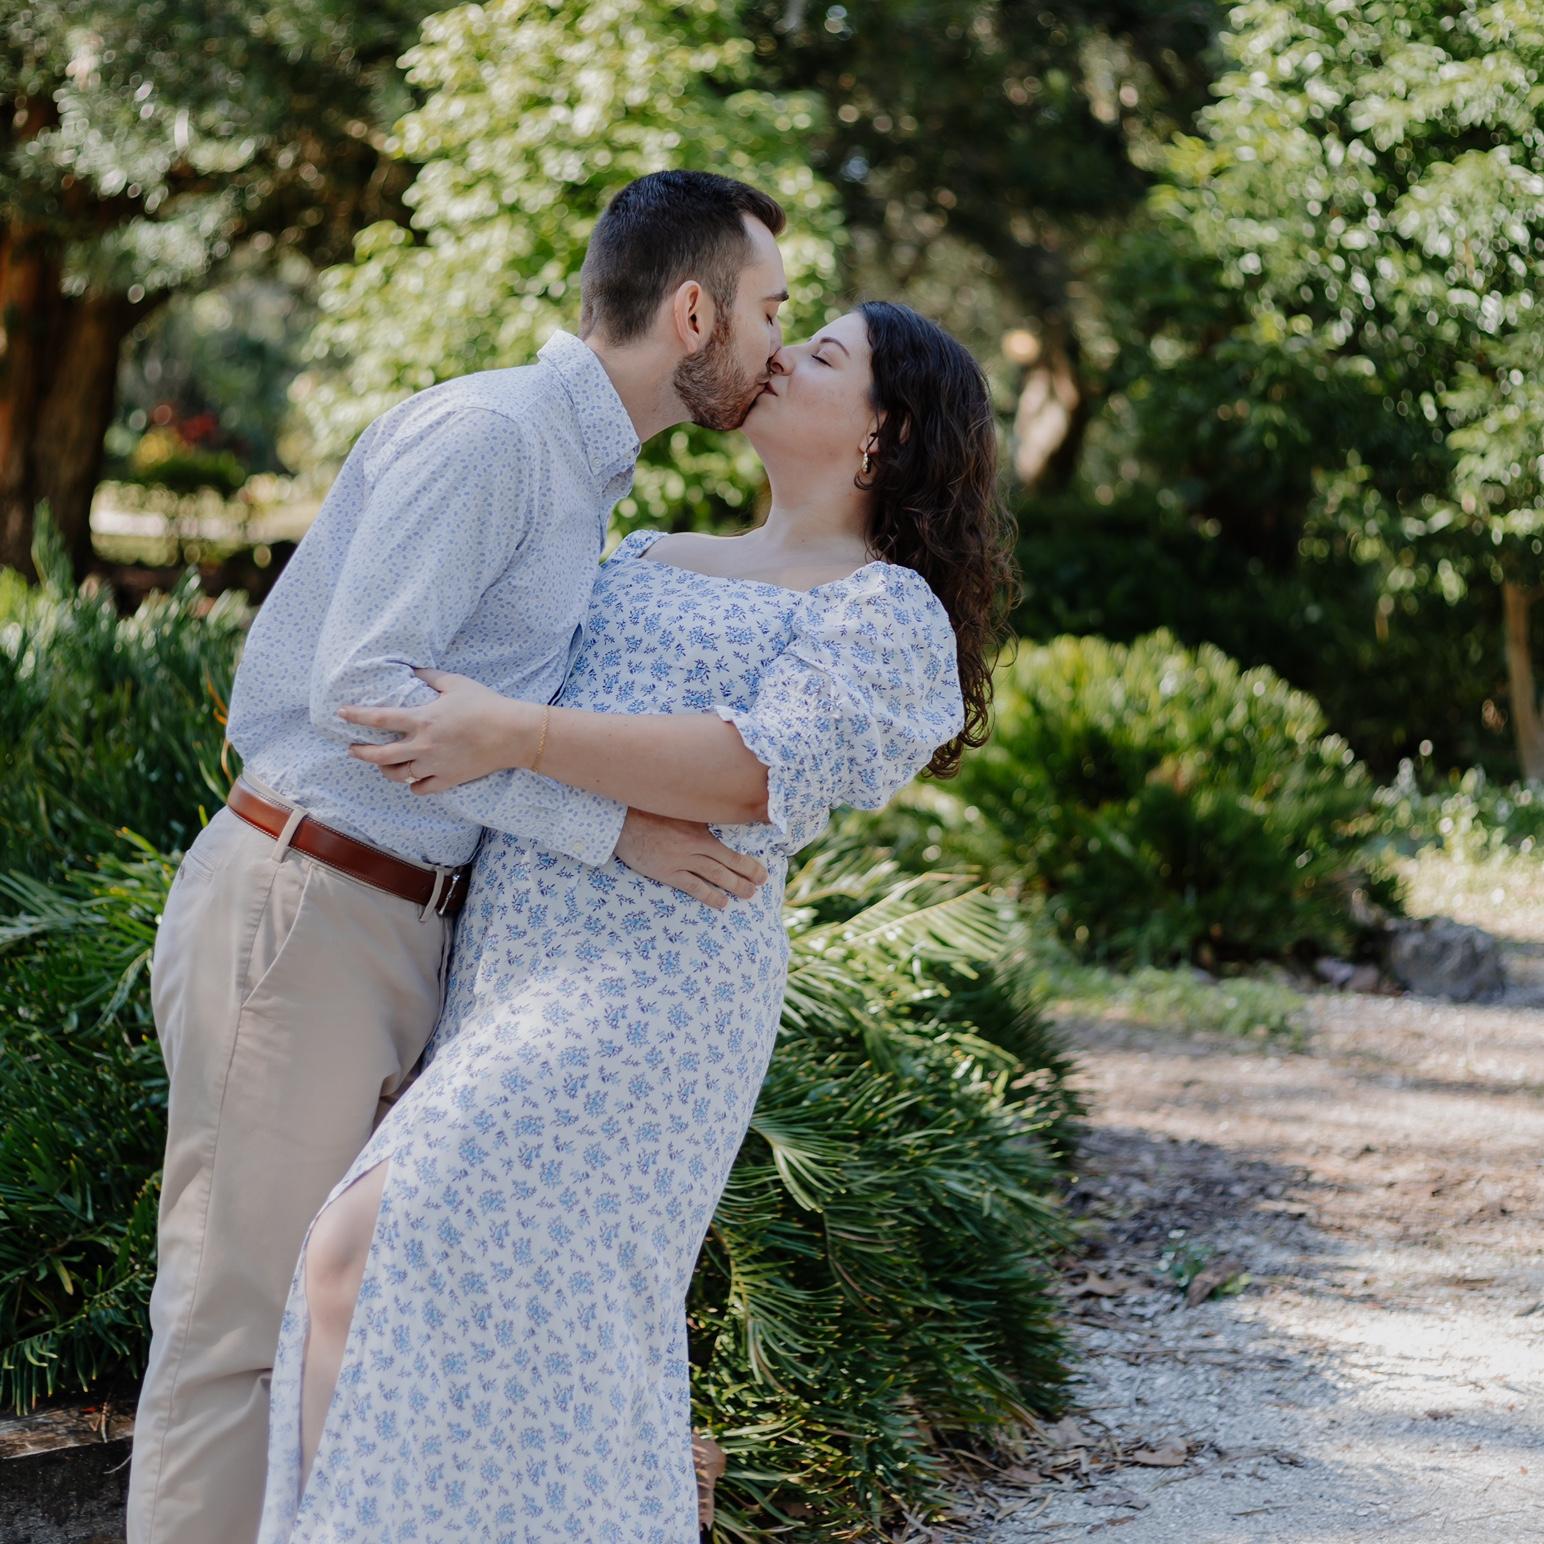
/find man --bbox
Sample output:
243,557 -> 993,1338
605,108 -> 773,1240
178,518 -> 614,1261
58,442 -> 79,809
127,169 -> 790,1544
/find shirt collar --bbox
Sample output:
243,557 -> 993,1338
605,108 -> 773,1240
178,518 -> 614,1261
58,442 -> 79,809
537,329 -> 642,493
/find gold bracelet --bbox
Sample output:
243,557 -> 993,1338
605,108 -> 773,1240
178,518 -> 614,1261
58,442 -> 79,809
530,704 -> 551,774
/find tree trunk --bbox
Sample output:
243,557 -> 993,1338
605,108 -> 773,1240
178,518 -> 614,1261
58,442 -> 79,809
0,221 -> 147,581
1501,580 -> 1544,781
1007,321 -> 1088,491
35,290 -> 141,578
0,222 -> 61,579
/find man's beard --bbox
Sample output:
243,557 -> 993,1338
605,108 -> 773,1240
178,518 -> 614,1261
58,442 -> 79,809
673,325 -> 764,431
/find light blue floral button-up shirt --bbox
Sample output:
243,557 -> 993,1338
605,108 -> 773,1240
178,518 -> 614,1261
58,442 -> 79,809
226,330 -> 639,868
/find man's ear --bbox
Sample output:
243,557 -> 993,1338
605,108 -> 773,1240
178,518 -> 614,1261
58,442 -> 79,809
670,280 -> 714,355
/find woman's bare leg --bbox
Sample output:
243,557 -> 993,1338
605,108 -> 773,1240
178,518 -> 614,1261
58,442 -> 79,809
693,1432 -> 727,1527
297,1160 -> 392,1496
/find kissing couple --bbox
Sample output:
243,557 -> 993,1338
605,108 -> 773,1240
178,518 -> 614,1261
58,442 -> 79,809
127,169 -> 1017,1542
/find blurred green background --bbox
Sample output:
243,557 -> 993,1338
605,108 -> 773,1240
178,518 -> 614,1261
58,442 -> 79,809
7,0 -> 1542,780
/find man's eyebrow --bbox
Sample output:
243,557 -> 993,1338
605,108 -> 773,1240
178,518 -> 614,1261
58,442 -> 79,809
814,335 -> 850,356
765,290 -> 790,304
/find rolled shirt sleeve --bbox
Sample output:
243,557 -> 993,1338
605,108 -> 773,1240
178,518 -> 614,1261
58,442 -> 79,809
308,406 -> 625,866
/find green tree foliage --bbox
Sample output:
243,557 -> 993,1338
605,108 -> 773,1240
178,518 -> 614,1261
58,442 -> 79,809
1110,0 -> 1544,773
299,0 -> 845,531
107,254 -> 322,482
1012,491 -> 1507,775
740,0 -> 1225,481
1,1 -> 433,574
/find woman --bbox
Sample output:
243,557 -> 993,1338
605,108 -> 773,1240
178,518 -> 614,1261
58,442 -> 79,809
256,301 -> 1016,1542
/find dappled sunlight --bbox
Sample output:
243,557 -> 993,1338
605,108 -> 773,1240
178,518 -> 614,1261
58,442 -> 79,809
1398,851 -> 1544,947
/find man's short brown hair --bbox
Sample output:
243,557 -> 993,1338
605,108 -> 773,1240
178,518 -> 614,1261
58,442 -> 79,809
579,171 -> 786,345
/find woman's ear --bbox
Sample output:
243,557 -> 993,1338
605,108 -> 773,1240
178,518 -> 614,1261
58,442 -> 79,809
868,407 -> 909,450
671,280 -> 713,355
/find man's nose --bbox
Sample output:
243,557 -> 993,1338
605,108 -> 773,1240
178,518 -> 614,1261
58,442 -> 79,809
767,344 -> 791,375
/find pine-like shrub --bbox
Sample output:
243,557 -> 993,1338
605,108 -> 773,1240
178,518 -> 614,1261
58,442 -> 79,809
869,631 -> 1400,967
0,516 -> 241,1409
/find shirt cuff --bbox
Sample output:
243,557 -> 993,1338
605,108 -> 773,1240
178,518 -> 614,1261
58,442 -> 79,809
564,787 -> 628,866
475,762 -> 633,864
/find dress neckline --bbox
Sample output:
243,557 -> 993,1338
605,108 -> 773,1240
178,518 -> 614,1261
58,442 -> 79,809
621,526 -> 896,598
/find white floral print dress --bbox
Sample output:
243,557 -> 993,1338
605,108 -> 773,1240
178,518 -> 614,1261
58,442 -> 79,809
256,528 -> 965,1543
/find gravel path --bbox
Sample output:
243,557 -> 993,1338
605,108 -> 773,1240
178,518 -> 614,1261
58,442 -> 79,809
908,861 -> 1544,1542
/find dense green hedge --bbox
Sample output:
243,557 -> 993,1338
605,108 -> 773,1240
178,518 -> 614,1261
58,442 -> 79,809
867,630 -> 1401,967
1013,494 -> 1508,779
0,537 -> 1084,1537
0,519 -> 246,882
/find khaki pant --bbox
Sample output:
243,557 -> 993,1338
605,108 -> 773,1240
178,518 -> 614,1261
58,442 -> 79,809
126,792 -> 457,1544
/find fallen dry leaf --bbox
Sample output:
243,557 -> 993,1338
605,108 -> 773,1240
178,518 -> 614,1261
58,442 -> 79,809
1039,1415 -> 1091,1449
1128,1437 -> 1189,1467
692,1433 -> 727,1528
991,1463 -> 1049,1485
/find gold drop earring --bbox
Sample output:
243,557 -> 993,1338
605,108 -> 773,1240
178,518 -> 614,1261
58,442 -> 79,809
861,449 -> 874,476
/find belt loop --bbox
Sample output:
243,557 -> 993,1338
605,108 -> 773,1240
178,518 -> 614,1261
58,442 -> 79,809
272,805 -> 306,861
419,866 -> 448,924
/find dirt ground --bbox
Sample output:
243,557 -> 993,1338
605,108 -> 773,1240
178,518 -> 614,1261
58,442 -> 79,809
913,859 -> 1544,1543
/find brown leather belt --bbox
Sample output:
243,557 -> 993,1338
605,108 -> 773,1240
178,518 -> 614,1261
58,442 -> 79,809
227,779 -> 471,917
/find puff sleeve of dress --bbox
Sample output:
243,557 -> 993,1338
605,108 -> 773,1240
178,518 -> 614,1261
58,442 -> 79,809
714,562 -> 966,854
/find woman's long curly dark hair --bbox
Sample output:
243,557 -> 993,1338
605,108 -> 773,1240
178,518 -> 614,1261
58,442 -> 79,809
856,300 -> 1020,779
